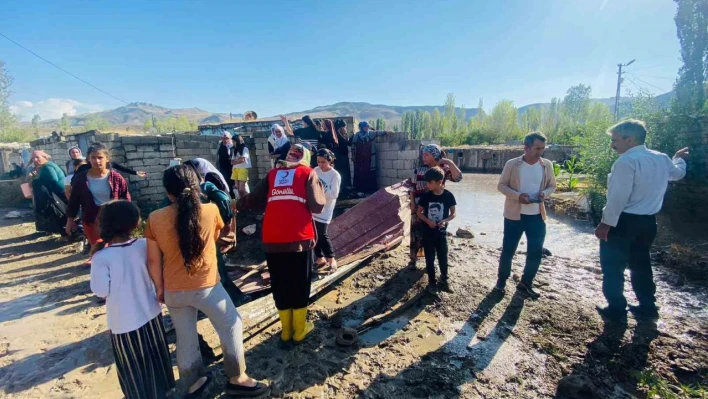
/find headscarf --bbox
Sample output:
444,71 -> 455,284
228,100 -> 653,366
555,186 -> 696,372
192,158 -> 229,190
68,146 -> 83,159
269,124 -> 289,150
358,121 -> 370,131
316,148 -> 336,163
278,144 -> 311,168
422,144 -> 443,161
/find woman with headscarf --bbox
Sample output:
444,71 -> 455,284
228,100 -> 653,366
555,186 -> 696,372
267,124 -> 291,163
350,121 -> 392,193
66,146 -> 84,175
29,150 -> 68,234
408,144 -> 463,269
190,158 -> 230,193
333,118 -> 351,194
236,144 -> 325,345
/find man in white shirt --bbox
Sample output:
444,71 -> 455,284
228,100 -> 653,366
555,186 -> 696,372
495,132 -> 557,299
595,119 -> 689,322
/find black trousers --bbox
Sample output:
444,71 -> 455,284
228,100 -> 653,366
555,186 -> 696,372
219,168 -> 236,199
266,251 -> 313,310
314,221 -> 335,259
600,213 -> 658,311
498,214 -> 546,286
422,229 -> 448,284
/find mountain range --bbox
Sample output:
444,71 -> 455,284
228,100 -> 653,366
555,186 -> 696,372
29,91 -> 675,132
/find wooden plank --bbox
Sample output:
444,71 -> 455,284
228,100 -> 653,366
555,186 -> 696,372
237,235 -> 404,337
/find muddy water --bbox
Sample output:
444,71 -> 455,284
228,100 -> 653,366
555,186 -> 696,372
446,173 -> 598,259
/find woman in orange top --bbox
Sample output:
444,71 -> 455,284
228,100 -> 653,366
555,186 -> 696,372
145,165 -> 269,398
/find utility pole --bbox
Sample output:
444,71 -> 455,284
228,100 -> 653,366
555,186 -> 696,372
614,59 -> 636,120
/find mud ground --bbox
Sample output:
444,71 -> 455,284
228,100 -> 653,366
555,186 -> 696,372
0,209 -> 706,399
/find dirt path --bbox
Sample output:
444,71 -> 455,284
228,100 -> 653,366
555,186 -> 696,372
0,210 -> 706,398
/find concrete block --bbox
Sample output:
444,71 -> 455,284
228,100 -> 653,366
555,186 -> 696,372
138,180 -> 150,188
126,152 -> 143,160
176,149 -> 195,157
392,160 -> 405,170
159,144 -> 173,152
378,159 -> 393,170
121,137 -> 143,144
142,152 -> 160,159
397,169 -> 411,179
403,160 -> 417,170
123,145 -> 137,152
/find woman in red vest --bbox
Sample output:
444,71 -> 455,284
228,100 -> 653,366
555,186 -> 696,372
236,144 -> 325,344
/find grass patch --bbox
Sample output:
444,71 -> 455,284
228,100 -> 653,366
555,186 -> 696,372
636,370 -> 707,399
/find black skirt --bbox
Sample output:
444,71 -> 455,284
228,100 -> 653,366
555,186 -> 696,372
110,314 -> 175,399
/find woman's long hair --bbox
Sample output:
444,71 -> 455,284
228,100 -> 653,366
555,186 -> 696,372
302,115 -> 316,130
163,165 -> 206,273
234,135 -> 247,156
91,200 -> 140,255
323,119 -> 339,145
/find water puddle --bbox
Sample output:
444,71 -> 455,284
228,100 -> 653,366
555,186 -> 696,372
447,173 -> 598,259
359,316 -> 410,346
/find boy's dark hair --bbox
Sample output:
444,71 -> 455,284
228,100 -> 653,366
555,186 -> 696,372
72,158 -> 86,167
424,166 -> 445,182
163,164 -> 206,273
91,200 -> 140,255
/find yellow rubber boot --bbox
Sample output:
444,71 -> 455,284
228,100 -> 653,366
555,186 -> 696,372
278,309 -> 293,342
292,307 -> 314,343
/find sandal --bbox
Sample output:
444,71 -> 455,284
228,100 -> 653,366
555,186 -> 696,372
186,374 -> 212,399
225,381 -> 271,397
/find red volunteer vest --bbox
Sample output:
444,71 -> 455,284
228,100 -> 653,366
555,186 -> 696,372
262,165 -> 316,244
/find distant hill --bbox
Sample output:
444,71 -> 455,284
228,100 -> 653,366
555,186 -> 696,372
28,92 -> 675,133
32,102 -> 238,131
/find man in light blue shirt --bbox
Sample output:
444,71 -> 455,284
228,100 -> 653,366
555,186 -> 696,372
595,119 -> 689,323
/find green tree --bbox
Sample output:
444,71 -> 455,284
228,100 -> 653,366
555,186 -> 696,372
561,84 -> 592,124
0,61 -> 18,136
674,0 -> 708,111
31,114 -> 41,136
487,100 -> 520,143
431,108 -> 443,138
58,113 -> 71,132
83,114 -> 111,131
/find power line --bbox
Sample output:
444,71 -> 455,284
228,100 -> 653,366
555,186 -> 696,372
630,76 -> 669,93
0,32 -> 129,104
625,72 -> 676,81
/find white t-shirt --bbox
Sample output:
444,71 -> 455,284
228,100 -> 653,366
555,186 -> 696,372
232,147 -> 251,169
88,174 -> 111,205
519,160 -> 543,215
313,167 -> 341,224
90,238 -> 162,334
64,174 -> 73,187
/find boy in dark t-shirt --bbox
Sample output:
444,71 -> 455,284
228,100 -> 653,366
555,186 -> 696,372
417,167 -> 457,294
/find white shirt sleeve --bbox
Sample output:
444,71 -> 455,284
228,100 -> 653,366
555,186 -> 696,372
601,160 -> 635,227
669,156 -> 687,181
326,172 -> 341,200
89,254 -> 110,298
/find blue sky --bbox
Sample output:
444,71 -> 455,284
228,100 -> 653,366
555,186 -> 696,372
1,0 -> 682,120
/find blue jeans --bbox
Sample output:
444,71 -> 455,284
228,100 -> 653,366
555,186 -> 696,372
497,215 -> 546,286
600,213 -> 657,311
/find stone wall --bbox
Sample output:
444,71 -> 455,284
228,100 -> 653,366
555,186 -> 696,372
444,145 -> 576,172
29,128 -> 426,208
375,133 -> 421,188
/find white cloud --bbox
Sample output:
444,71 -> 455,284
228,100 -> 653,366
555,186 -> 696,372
9,98 -> 104,121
